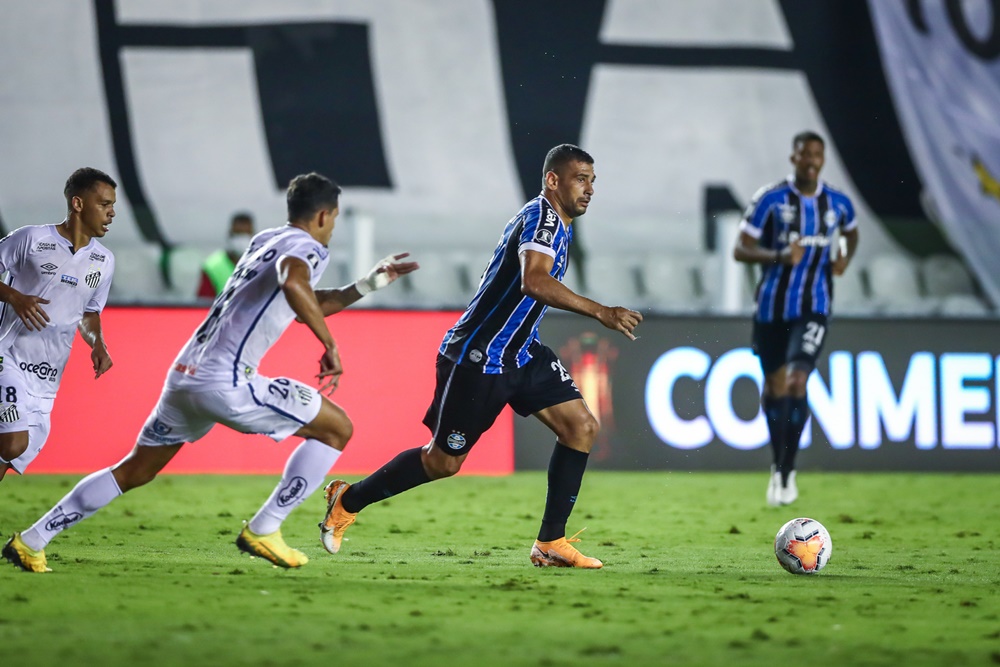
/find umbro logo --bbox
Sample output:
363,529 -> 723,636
40,262 -> 58,274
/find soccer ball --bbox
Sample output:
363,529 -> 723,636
774,517 -> 832,575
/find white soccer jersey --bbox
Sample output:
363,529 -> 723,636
0,224 -> 114,398
168,225 -> 330,390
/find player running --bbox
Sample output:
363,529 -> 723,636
0,168 -> 117,483
319,144 -> 642,569
3,172 -> 418,572
733,131 -> 859,506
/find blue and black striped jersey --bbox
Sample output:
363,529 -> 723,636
740,177 -> 857,322
439,195 -> 572,373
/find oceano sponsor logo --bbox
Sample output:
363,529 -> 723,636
277,476 -> 307,507
45,512 -> 83,531
19,360 -> 58,381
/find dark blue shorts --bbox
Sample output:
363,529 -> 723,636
422,345 -> 582,456
752,313 -> 829,376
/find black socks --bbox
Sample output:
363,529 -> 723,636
537,443 -> 590,542
341,447 -> 432,514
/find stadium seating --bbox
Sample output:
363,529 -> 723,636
581,255 -> 642,307
832,264 -> 877,316
640,254 -> 707,313
920,254 -> 975,297
866,253 -> 937,316
165,245 -> 212,298
109,242 -> 165,302
405,251 -> 473,309
939,293 -> 992,317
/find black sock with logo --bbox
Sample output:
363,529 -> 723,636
341,447 -> 432,513
537,442 -> 590,542
779,397 -> 810,483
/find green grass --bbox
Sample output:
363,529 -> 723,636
2,472 -> 999,667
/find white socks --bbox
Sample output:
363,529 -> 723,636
248,439 -> 341,536
21,468 -> 122,551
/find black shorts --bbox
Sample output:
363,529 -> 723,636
422,345 -> 582,456
752,313 -> 829,376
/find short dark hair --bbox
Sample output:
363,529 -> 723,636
286,172 -> 342,222
542,144 -> 594,186
792,131 -> 825,150
64,168 -> 117,201
230,211 -> 254,226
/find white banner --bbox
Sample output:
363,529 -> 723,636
870,0 -> 1000,304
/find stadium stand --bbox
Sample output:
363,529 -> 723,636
832,263 -> 877,316
640,254 -> 707,313
866,253 -> 937,316
109,242 -> 165,302
920,254 -> 976,298
406,251 -> 473,309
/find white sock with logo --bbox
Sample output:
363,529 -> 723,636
248,439 -> 341,536
20,467 -> 122,551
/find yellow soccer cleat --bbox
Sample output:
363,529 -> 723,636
236,525 -> 309,568
3,533 -> 51,573
530,529 -> 603,569
318,480 -> 356,554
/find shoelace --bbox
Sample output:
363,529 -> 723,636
565,527 -> 587,544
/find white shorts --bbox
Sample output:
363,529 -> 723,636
137,375 -> 322,447
0,363 -> 55,473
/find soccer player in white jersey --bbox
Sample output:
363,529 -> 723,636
0,168 -> 117,483
3,172 -> 418,572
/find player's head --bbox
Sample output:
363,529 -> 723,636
790,131 -> 825,189
226,212 -> 255,256
229,211 -> 254,237
287,172 -> 342,244
64,167 -> 117,237
542,144 -> 596,219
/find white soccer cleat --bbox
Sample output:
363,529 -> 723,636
780,470 -> 799,505
766,466 -> 782,507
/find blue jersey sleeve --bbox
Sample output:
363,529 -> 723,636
518,199 -> 560,258
739,186 -> 774,240
840,195 -> 858,232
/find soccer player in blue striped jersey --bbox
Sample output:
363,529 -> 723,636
733,131 -> 859,507
321,144 -> 643,569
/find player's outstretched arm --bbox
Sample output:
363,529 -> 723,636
278,255 -> 343,394
0,282 -> 50,331
78,311 -> 113,379
519,249 -> 642,340
313,252 -> 420,317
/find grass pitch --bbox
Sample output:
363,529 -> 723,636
2,472 -> 998,667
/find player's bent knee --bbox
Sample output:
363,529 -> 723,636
561,414 -> 599,451
0,432 -> 29,462
422,445 -> 463,479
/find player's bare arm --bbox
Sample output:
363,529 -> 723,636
733,231 -> 805,266
313,252 -> 420,317
519,248 -> 642,340
278,255 -> 342,395
0,282 -> 50,331
833,227 -> 859,276
78,311 -> 113,379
